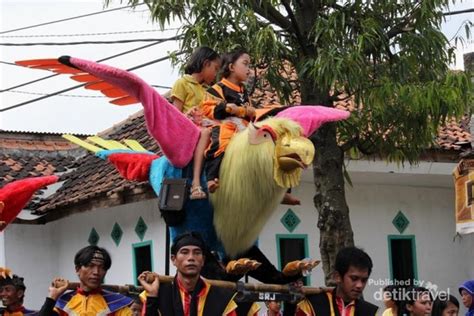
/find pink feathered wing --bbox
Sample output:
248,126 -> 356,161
276,105 -> 350,137
69,57 -> 200,168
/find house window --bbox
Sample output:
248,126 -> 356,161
132,241 -> 153,286
276,234 -> 309,285
388,235 -> 418,285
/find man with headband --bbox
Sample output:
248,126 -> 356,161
0,271 -> 37,315
38,245 -> 132,315
138,232 -> 260,316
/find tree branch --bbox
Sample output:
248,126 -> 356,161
340,136 -> 359,152
280,0 -> 309,54
249,0 -> 292,31
386,2 -> 421,39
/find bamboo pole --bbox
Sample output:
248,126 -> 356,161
66,275 -> 331,296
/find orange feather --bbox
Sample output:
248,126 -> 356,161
110,95 -> 139,106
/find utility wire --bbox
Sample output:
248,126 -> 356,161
0,61 -> 17,66
0,38 -> 179,93
3,3 -> 463,35
443,8 -> 474,16
0,36 -> 183,46
1,75 -> 57,94
152,85 -> 172,89
7,84 -> 172,97
127,52 -> 184,72
7,90 -> 105,98
0,4 -> 145,35
125,8 -> 152,13
0,52 -> 184,113
0,29 -> 179,38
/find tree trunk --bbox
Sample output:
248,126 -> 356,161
311,123 -> 354,285
299,80 -> 355,286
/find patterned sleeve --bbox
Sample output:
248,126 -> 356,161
201,85 -> 228,120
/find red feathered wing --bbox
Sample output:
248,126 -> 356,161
15,57 -> 200,168
0,175 -> 59,231
107,152 -> 160,182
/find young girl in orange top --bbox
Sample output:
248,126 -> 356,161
170,47 -> 221,199
201,48 -> 257,192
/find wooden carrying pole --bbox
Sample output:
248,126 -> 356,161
66,275 -> 330,295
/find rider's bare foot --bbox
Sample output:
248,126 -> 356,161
207,178 -> 219,193
190,184 -> 207,200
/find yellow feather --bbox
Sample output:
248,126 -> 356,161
212,118 -> 305,257
123,139 -> 147,151
62,134 -> 102,153
87,136 -> 129,150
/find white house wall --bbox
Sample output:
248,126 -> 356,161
4,222 -> 57,309
258,161 -> 474,311
346,182 -> 472,309
4,199 -> 168,309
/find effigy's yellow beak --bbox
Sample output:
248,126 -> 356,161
274,135 -> 315,187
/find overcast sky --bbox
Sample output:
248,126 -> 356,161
0,0 -> 180,134
0,0 -> 473,134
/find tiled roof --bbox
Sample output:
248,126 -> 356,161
437,115 -> 472,151
0,131 -> 80,153
250,64 -> 301,107
0,131 -> 82,208
0,154 -> 74,186
33,111 -> 159,221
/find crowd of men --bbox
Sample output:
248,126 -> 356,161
1,231 -> 472,316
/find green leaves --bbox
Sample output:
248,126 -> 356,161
353,70 -> 473,163
108,0 -> 473,164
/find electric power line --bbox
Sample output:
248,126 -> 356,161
443,8 -> 474,16
0,36 -> 183,46
0,36 -> 181,93
127,52 -> 184,72
152,85 -> 172,89
6,85 -> 172,97
0,61 -> 17,66
125,8 -> 152,13
0,29 -> 179,38
0,4 -> 145,35
6,90 -> 105,98
0,52 -> 184,113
